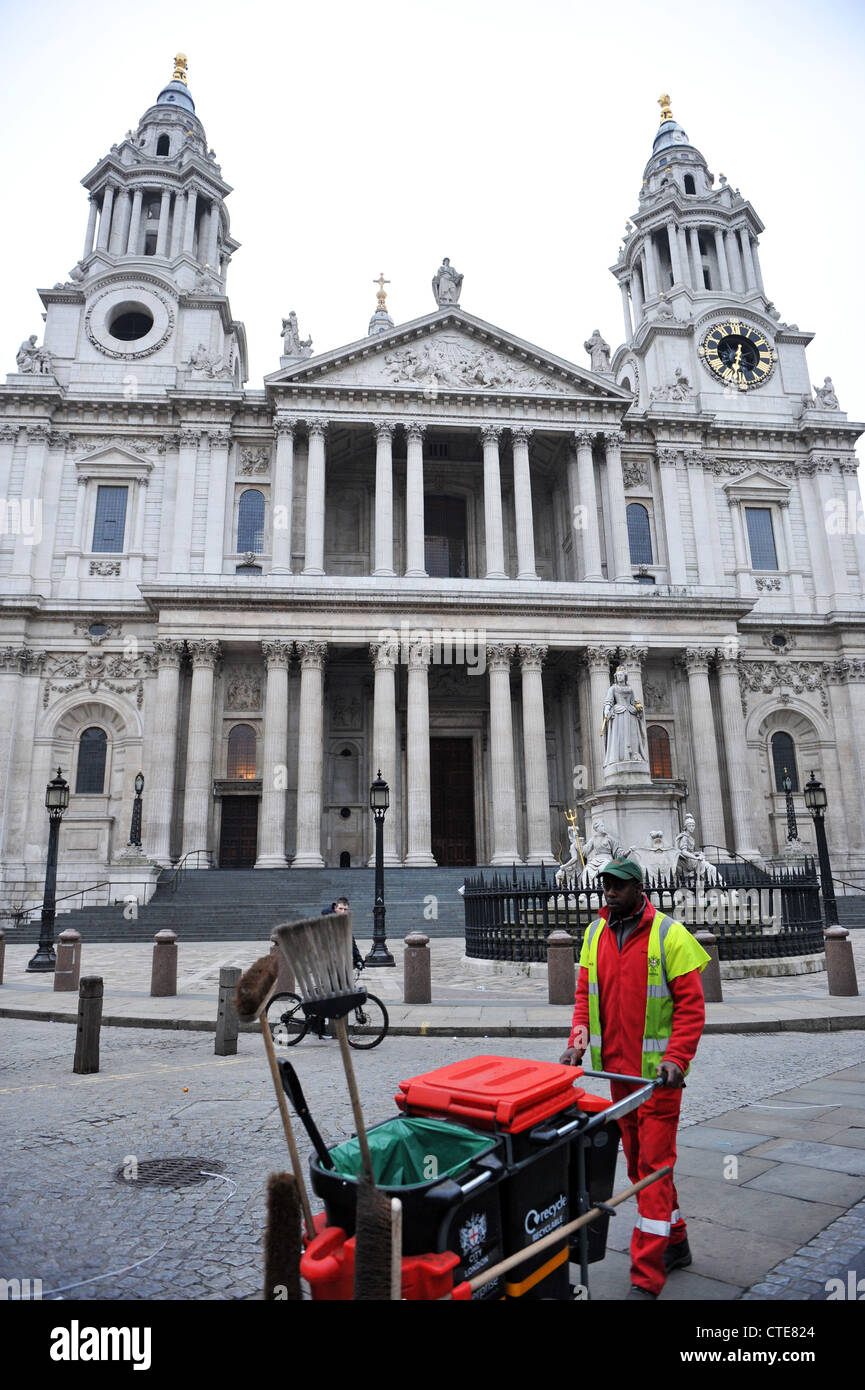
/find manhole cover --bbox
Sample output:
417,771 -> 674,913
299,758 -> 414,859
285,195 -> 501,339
113,1156 -> 225,1188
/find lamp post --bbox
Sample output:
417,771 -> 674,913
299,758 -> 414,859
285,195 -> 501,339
128,770 -> 144,847
782,768 -> 800,846
27,767 -> 70,973
365,770 -> 394,966
803,771 -> 839,925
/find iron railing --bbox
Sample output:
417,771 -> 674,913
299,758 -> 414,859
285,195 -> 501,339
0,878 -> 156,926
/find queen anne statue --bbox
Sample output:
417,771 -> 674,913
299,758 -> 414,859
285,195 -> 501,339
602,666 -> 649,774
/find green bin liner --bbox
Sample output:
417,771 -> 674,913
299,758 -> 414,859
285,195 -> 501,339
328,1117 -> 493,1187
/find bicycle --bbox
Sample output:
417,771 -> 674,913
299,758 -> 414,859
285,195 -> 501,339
265,965 -> 389,1050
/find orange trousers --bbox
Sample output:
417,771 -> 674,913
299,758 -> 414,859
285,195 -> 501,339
611,1081 -> 688,1296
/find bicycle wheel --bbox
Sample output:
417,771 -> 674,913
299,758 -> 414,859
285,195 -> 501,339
265,992 -> 309,1047
345,992 -> 389,1050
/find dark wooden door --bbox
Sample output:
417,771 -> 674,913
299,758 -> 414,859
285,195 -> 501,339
219,797 -> 259,867
430,738 -> 476,865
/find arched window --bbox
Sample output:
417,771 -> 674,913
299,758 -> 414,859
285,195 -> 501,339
76,727 -> 108,794
626,502 -> 653,565
684,174 -> 696,194
227,724 -> 257,779
771,731 -> 799,792
156,134 -> 170,156
237,490 -> 265,554
648,725 -> 672,779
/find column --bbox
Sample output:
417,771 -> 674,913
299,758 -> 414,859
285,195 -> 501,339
666,221 -> 683,283
293,641 -> 327,867
302,421 -> 326,575
520,645 -> 554,863
688,227 -> 703,289
404,422 -> 426,577
602,431 -> 632,582
32,431 -> 68,590
713,228 -> 731,290
111,191 -> 132,255
481,425 -> 506,579
575,431 -> 604,580
256,640 -> 292,868
147,639 -> 185,865
271,419 -> 295,574
487,644 -> 521,864
206,202 -> 220,267
95,185 -> 115,251
511,428 -> 537,579
630,267 -> 644,322
677,227 -> 690,288
11,425 -> 49,578
619,645 -> 648,710
841,461 -> 865,590
128,477 -> 148,578
729,498 -> 750,575
813,460 -> 852,595
126,189 -> 143,255
656,447 -> 687,584
724,229 -> 743,291
750,239 -> 766,293
584,647 -> 615,793
369,641 -> 400,865
833,662 -> 865,854
61,473 -> 89,590
182,188 -> 198,254
404,640 -> 436,866
683,450 -> 716,584
643,240 -> 660,298
169,193 -> 184,257
619,280 -> 633,341
170,428 -> 199,572
83,197 -> 99,258
155,189 -> 172,256
778,498 -> 800,592
204,429 -> 230,573
181,640 -> 221,858
715,648 -> 761,859
799,465 -> 833,599
0,425 -> 17,506
739,230 -> 757,290
0,650 -> 45,864
681,648 -> 727,853
373,421 -> 395,576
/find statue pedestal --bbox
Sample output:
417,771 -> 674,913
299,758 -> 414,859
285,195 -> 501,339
583,781 -> 687,857
604,762 -> 652,786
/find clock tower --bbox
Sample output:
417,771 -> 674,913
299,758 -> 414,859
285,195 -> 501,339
610,96 -> 823,424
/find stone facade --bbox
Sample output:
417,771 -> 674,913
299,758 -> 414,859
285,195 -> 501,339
1,71 -> 863,895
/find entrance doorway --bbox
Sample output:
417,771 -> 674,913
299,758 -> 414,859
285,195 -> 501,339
219,797 -> 259,867
430,737 -> 476,865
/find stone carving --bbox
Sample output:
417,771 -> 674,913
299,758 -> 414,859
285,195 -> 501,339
738,659 -> 828,715
281,311 -> 313,359
41,650 -> 147,709
578,817 -> 624,887
673,814 -> 722,886
190,268 -> 219,293
583,329 -> 612,375
16,335 -> 54,375
643,680 -> 667,708
381,337 -> 565,394
330,693 -> 363,729
628,829 -> 681,878
261,640 -> 292,668
89,560 -> 121,576
184,343 -> 232,380
240,447 -> 270,475
225,665 -> 263,709
602,665 -> 649,771
650,367 -> 691,402
85,282 -> 175,360
432,257 -> 463,306
72,617 -> 122,645
0,647 -> 45,673
813,377 -> 839,410
555,823 -> 584,892
188,639 -> 222,667
755,576 -> 781,591
623,457 -> 648,488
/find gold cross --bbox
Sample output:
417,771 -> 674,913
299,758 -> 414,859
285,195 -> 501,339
373,272 -> 390,308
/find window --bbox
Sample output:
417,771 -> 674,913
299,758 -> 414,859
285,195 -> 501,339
75,727 -> 107,794
771,732 -> 799,792
237,490 -> 265,553
684,174 -> 696,194
227,725 -> 257,779
626,503 -> 653,564
156,134 -> 170,155
92,485 -> 128,552
424,495 -> 467,577
648,725 -> 672,779
745,507 -> 778,569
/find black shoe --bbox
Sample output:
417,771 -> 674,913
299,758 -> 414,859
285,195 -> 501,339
664,1238 -> 692,1272
626,1285 -> 658,1300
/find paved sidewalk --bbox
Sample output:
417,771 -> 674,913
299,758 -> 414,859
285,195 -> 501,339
0,936 -> 862,1036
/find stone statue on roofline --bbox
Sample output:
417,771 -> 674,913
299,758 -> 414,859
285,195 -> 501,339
432,258 -> 463,307
584,328 -> 612,375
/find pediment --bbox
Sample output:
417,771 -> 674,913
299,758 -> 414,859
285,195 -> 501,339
723,468 -> 790,501
74,443 -> 153,478
266,309 -> 631,401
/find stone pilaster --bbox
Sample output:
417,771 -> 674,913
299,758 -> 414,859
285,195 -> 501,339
171,429 -> 200,573
302,421 -> 327,576
181,639 -> 221,858
204,429 -> 230,574
256,640 -> 292,867
373,421 -> 395,576
618,645 -> 648,709
683,449 -> 716,585
369,640 -> 400,864
656,447 -> 687,584
11,425 -> 49,579
404,639 -> 436,866
487,643 -> 521,864
714,649 -> 760,859
293,640 -> 327,866
575,431 -> 603,581
601,431 -> 632,582
481,425 -> 506,579
272,419 -> 296,574
520,644 -> 555,863
0,648 -> 45,865
825,660 -> 865,856
511,428 -> 537,580
147,639 -> 185,865
584,646 -> 615,793
404,422 -> 426,577
681,648 -> 727,853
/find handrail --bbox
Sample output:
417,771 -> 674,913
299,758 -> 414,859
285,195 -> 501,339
163,848 -> 214,894
0,877 -> 155,924
701,845 -> 864,896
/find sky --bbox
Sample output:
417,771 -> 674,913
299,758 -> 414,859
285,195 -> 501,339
2,0 -> 864,466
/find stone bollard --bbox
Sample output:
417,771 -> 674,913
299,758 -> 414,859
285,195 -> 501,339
825,925 -> 859,997
695,930 -> 723,1003
215,965 -> 242,1055
53,928 -> 82,992
546,930 -> 577,1006
270,939 -> 295,995
150,929 -> 178,997
0,927 -> 5,986
73,976 -> 103,1074
404,931 -> 431,1004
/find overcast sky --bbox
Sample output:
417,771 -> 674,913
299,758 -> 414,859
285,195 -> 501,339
2,0 -> 864,471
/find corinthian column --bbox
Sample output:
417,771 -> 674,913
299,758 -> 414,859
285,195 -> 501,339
147,639 -> 185,865
293,640 -> 327,867
488,643 -> 521,864
681,648 -> 727,854
404,422 -> 426,577
575,431 -> 603,580
256,640 -> 292,867
715,648 -> 760,859
373,420 -> 395,576
405,639 -> 436,866
272,419 -> 296,574
656,447 -> 687,584
602,431 -> 633,582
511,428 -> 537,579
181,639 -> 221,858
204,429 -> 230,574
481,425 -> 507,579
303,421 -> 327,575
584,646 -> 615,791
520,644 -> 555,863
369,640 -> 400,864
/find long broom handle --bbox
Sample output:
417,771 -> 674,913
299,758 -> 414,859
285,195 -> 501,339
440,1165 -> 671,1300
259,1013 -> 316,1238
333,1016 -> 376,1185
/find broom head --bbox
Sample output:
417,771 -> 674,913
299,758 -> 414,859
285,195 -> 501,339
272,913 -> 366,1020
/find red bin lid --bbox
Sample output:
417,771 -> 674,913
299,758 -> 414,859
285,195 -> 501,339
395,1054 -> 585,1133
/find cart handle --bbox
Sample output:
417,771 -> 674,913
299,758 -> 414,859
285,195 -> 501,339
457,1170 -> 491,1195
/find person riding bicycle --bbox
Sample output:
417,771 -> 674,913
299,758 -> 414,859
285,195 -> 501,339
322,896 -> 364,970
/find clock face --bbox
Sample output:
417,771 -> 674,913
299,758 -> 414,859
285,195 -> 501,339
699,320 -> 775,390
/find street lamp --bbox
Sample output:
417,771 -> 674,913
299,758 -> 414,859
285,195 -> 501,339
27,767 -> 70,973
128,770 -> 145,848
364,770 -> 394,967
803,771 -> 839,925
782,768 -> 800,846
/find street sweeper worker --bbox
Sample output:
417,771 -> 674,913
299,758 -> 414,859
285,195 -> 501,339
559,857 -> 710,1300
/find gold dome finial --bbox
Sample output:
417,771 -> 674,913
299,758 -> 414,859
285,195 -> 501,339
658,93 -> 673,122
172,53 -> 188,85
373,271 -> 390,311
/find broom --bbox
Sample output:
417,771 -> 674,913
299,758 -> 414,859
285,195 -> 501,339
272,913 -> 394,1301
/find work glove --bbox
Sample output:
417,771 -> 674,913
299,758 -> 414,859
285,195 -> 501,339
656,1060 -> 684,1088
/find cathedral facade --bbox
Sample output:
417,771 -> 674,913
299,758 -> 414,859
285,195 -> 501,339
2,65 -> 864,903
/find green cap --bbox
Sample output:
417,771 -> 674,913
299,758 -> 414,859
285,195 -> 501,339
600,857 -> 644,882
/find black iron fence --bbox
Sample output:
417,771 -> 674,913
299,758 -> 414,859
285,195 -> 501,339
463,861 -> 825,963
